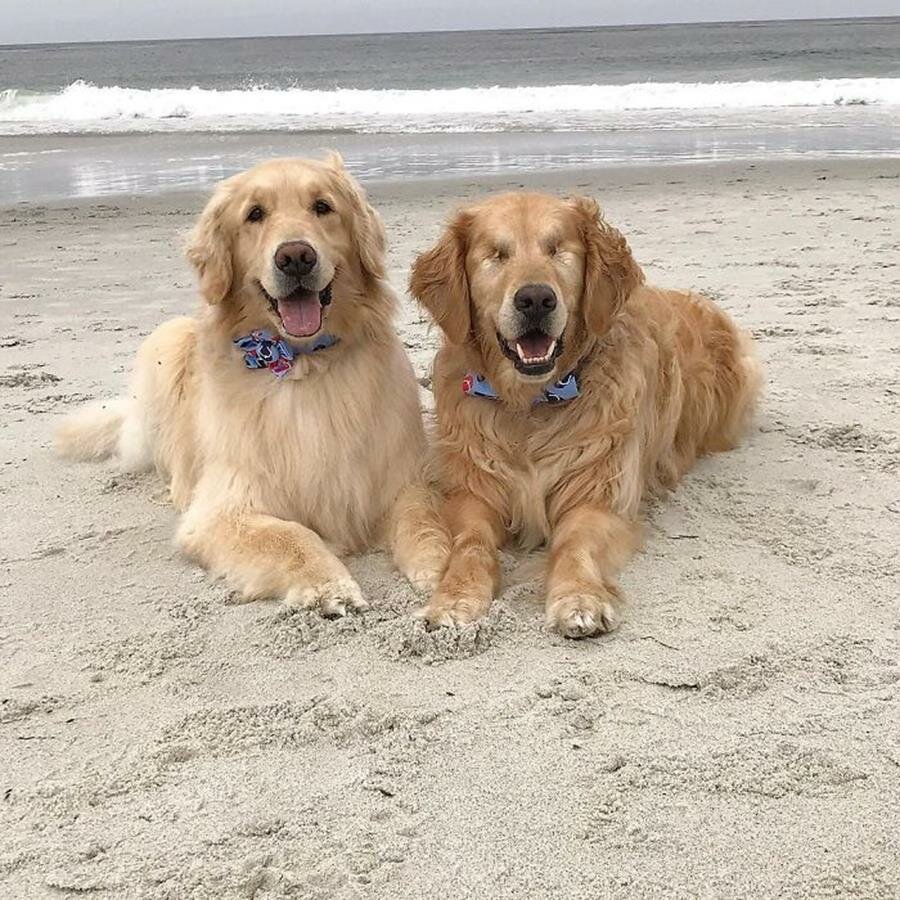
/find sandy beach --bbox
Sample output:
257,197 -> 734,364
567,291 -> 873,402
1,157 -> 899,898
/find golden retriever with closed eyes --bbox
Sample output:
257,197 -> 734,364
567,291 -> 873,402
410,192 -> 762,637
56,155 -> 443,614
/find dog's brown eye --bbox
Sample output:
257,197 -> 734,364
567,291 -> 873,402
548,244 -> 559,258
313,199 -> 333,216
494,247 -> 509,262
246,205 -> 265,223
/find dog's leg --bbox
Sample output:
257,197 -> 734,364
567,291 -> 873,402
388,480 -> 451,593
418,491 -> 504,627
545,505 -> 639,638
177,509 -> 366,617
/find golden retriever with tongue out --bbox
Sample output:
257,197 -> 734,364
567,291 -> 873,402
56,155 -> 443,614
410,191 -> 761,637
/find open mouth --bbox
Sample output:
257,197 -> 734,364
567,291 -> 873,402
259,281 -> 333,338
497,330 -> 563,376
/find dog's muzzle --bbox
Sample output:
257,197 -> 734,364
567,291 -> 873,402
498,283 -> 565,376
261,240 -> 335,338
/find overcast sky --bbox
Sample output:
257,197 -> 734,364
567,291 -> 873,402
2,0 -> 897,44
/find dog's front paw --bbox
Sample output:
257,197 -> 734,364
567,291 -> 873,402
414,591 -> 487,629
395,544 -> 448,595
403,565 -> 443,595
285,578 -> 368,618
546,592 -> 620,639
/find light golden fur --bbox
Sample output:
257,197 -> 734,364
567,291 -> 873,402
410,192 -> 762,637
56,156 -> 444,614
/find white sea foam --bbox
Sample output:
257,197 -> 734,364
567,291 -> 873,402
1,78 -> 898,134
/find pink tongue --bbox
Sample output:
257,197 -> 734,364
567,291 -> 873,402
517,332 -> 553,358
277,294 -> 322,337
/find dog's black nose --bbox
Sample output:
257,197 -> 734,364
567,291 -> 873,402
274,240 -> 318,277
513,283 -> 557,315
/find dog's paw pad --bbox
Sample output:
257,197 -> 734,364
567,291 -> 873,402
547,594 -> 619,639
286,578 -> 368,618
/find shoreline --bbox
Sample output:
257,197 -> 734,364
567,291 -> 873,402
2,155 -> 896,216
2,117 -> 898,204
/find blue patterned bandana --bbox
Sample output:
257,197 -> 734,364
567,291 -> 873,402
234,330 -> 339,378
462,371 -> 581,405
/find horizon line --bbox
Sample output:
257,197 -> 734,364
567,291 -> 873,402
2,14 -> 896,49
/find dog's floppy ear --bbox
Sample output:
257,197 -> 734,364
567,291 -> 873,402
327,153 -> 387,283
352,196 -> 387,284
186,181 -> 234,304
570,196 -> 643,335
409,210 -> 473,345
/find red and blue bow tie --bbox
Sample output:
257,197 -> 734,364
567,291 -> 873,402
462,371 -> 580,405
234,330 -> 339,378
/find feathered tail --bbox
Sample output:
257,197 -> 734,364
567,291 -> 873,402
54,398 -> 128,461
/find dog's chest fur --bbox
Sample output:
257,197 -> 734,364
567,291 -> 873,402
198,342 -> 422,551
456,401 -> 604,547
446,370 -> 656,548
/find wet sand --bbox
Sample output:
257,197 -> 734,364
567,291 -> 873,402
2,115 -> 899,204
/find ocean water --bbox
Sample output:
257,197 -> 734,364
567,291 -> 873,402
1,18 -> 898,201
2,18 -> 899,135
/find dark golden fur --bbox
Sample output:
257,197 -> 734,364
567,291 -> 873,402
410,192 -> 762,637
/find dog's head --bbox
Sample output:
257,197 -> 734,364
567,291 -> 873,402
186,154 -> 387,342
410,192 -> 643,389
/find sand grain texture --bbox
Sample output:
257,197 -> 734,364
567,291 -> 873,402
1,160 -> 898,898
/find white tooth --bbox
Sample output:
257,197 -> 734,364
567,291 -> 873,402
515,339 -> 557,365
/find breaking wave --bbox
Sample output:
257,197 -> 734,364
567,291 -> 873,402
1,77 -> 898,134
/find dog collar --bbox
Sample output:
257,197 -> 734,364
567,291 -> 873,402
462,371 -> 580,405
234,329 -> 339,378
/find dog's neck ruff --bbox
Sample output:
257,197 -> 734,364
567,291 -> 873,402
234,329 -> 339,378
462,371 -> 581,406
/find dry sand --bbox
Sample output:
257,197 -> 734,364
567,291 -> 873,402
1,158 -> 899,899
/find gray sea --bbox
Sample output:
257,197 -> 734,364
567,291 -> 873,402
1,18 -> 898,202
